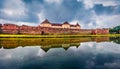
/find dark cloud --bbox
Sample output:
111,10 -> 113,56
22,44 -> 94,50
94,4 -> 120,15
43,0 -> 84,22
22,0 -> 44,4
0,0 -> 4,8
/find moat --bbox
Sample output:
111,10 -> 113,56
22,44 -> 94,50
0,37 -> 120,69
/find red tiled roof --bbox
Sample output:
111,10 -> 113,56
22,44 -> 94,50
63,21 -> 69,24
70,25 -> 76,27
41,19 -> 51,24
4,24 -> 17,26
76,23 -> 80,26
52,23 -> 78,27
0,24 -> 2,26
22,25 -> 29,26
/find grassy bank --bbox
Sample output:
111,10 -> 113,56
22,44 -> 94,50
0,34 -> 120,38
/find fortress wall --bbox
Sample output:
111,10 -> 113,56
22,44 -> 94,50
78,30 -> 92,34
41,28 -> 93,35
1,24 -> 19,34
2,29 -> 18,34
0,24 -> 109,35
43,28 -> 60,34
19,29 -> 41,34
96,29 -> 109,34
0,24 -> 2,33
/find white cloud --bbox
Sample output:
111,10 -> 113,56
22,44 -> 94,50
0,0 -> 28,18
83,0 -> 120,9
45,0 -> 63,4
73,10 -> 120,29
37,11 -> 46,23
0,19 -> 36,26
70,20 -> 79,25
91,13 -> 120,28
70,20 -> 93,29
70,20 -> 86,29
83,0 -> 94,9
68,13 -> 120,29
77,0 -> 82,2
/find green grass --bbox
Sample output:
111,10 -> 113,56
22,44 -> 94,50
0,34 -> 120,38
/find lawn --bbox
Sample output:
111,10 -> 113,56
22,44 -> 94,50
0,34 -> 120,38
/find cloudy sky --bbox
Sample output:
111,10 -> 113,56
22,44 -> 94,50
0,0 -> 120,29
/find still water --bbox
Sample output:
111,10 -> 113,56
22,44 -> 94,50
0,37 -> 120,69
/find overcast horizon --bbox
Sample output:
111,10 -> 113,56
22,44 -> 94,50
0,0 -> 120,29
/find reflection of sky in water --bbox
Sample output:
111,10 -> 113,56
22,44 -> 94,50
0,42 -> 120,69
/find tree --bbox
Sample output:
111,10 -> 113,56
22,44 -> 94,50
109,25 -> 120,34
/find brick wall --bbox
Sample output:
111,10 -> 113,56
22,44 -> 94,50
1,24 -> 18,34
0,24 -> 2,33
95,29 -> 109,34
0,24 -> 109,34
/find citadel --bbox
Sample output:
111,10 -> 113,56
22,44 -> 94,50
0,19 -> 109,35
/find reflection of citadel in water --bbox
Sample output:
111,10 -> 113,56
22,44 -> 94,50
0,37 -> 119,52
